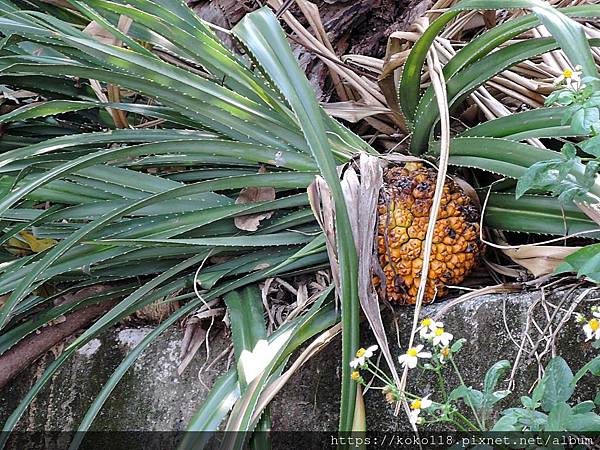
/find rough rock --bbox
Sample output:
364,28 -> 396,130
1,288 -> 599,443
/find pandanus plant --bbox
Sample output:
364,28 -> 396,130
0,0 -> 599,446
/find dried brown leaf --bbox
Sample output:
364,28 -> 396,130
268,0 -> 385,105
83,21 -> 117,45
309,154 -> 402,398
308,176 -> 341,298
352,384 -> 366,432
341,54 -> 384,73
322,101 -> 391,122
502,246 -> 581,277
178,304 -> 224,375
234,167 -> 276,231
178,322 -> 206,375
349,155 -> 403,391
293,0 -> 355,102
1,90 -> 37,102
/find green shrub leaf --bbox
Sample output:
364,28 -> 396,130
536,357 -> 574,412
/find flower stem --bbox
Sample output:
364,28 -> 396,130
367,361 -> 395,386
435,367 -> 447,402
365,367 -> 393,386
454,411 -> 480,431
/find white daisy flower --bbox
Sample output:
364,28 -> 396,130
409,395 -> 433,425
439,346 -> 451,364
418,317 -> 443,339
583,317 -> 600,341
432,327 -> 453,347
398,344 -> 432,369
350,345 -> 378,368
555,65 -> 582,88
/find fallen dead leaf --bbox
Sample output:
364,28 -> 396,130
502,245 -> 581,278
234,167 -> 276,231
576,200 -> 600,228
19,231 -> 58,253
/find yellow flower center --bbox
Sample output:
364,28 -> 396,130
421,318 -> 432,327
410,399 -> 422,410
563,69 -> 573,78
589,319 -> 600,331
407,348 -> 418,357
435,328 -> 444,336
356,348 -> 366,358
351,370 -> 360,381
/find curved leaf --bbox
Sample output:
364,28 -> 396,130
399,3 -> 600,126
233,8 -> 361,433
484,192 -> 600,237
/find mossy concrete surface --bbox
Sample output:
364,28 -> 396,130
1,289 -> 598,438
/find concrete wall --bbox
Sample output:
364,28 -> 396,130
1,288 -> 598,441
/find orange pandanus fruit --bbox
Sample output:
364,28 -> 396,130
374,163 -> 483,305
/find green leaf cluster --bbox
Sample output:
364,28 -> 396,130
493,357 -> 600,432
0,0 -> 364,444
516,144 -> 599,203
450,360 -> 511,429
546,77 -> 600,135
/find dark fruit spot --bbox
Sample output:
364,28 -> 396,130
458,205 -> 480,222
398,177 -> 413,191
416,181 -> 430,192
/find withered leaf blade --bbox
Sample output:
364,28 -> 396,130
323,101 -> 391,123
576,200 -> 600,228
310,153 -> 401,393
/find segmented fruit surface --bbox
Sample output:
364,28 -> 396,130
374,163 -> 483,305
